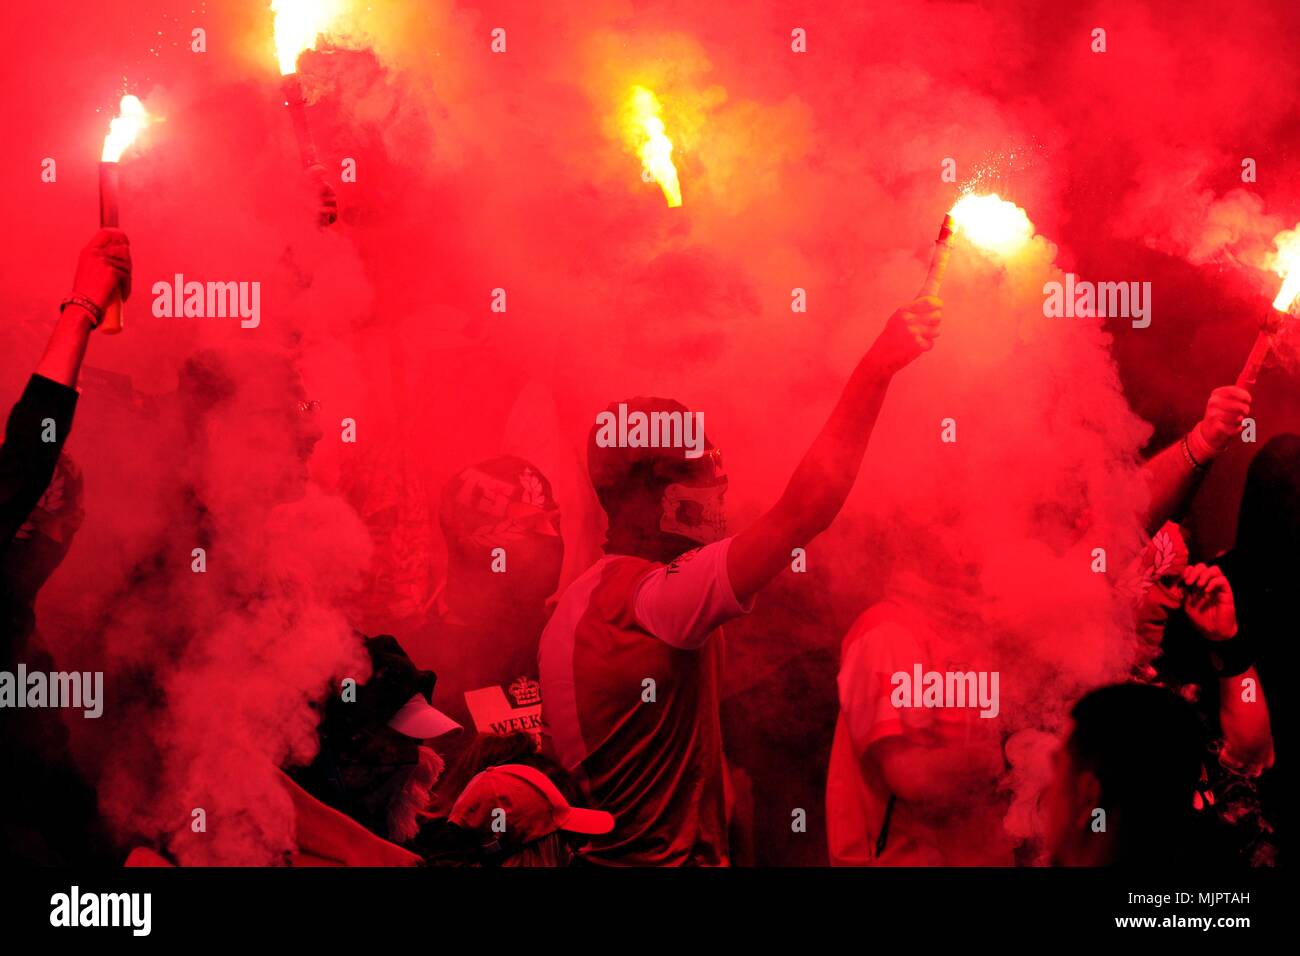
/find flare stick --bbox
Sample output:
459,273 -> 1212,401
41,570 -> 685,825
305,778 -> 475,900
1236,322 -> 1274,390
98,162 -> 123,334
920,214 -> 955,297
282,73 -> 321,171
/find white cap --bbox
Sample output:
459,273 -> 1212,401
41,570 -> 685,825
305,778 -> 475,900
387,694 -> 462,740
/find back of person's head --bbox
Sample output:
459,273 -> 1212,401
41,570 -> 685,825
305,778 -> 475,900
439,456 -> 559,554
586,397 -> 725,560
1067,683 -> 1205,859
438,456 -> 562,615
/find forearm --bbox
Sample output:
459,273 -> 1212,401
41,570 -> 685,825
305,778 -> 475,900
1218,666 -> 1273,773
729,349 -> 894,599
0,374 -> 79,548
34,305 -> 96,389
1139,439 -> 1202,535
780,347 -> 895,535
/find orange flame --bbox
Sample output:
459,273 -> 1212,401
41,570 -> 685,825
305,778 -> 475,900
623,86 -> 682,208
271,0 -> 344,75
1269,228 -> 1300,314
948,192 -> 1034,257
101,95 -> 151,163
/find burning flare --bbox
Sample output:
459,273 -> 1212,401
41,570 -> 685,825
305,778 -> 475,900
101,95 -> 150,163
1235,224 -> 1300,389
1269,227 -> 1300,314
949,192 -> 1033,257
271,0 -> 344,76
624,86 -> 682,208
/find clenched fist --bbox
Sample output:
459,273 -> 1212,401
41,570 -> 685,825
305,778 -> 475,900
71,228 -> 132,314
1180,563 -> 1238,642
871,295 -> 943,373
1195,386 -> 1252,457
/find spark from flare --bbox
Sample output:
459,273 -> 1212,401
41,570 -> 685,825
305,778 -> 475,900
949,192 -> 1033,257
624,86 -> 682,208
101,94 -> 151,163
271,0 -> 345,76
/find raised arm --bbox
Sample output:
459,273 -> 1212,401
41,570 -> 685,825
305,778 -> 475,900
35,228 -> 131,388
1180,564 -> 1274,773
1218,665 -> 1273,774
0,229 -> 130,550
727,296 -> 942,603
1140,386 -> 1251,535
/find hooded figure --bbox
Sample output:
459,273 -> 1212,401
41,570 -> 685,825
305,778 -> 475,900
294,635 -> 461,845
400,456 -> 563,764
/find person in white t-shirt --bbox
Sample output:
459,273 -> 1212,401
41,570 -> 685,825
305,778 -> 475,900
540,296 -> 944,865
826,592 -> 1011,866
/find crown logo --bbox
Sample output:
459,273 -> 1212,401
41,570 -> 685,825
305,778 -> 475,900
508,676 -> 542,707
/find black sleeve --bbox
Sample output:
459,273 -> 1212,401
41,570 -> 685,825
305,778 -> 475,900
0,374 -> 78,552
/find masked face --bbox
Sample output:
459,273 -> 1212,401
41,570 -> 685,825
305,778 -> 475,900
660,477 -> 728,545
657,444 -> 727,546
1129,523 -> 1190,675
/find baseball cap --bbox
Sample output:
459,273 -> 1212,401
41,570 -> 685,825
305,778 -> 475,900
448,764 -> 614,845
326,635 -> 460,742
387,693 -> 461,740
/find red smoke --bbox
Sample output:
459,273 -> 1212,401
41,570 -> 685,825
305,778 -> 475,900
2,0 -> 1298,863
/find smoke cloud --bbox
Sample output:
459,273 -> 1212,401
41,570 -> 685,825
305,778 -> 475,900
2,0 -> 1298,863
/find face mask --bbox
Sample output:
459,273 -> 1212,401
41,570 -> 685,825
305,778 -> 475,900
1128,523 -> 1189,607
660,479 -> 728,545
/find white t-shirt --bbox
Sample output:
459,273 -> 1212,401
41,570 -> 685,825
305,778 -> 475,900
826,601 -> 1011,866
539,537 -> 753,866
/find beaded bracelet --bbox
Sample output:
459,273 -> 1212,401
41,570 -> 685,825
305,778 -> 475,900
60,293 -> 103,329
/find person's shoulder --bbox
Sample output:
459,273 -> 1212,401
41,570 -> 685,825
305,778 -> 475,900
582,552 -> 661,597
543,555 -> 646,634
662,543 -> 714,575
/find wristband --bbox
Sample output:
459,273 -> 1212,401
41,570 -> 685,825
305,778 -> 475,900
1180,433 -> 1206,470
1185,422 -> 1220,465
1206,633 -> 1255,678
60,294 -> 103,329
